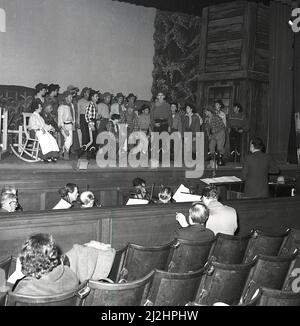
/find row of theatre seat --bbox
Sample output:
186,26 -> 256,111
1,227 -> 300,306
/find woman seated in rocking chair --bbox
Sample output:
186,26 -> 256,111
29,99 -> 60,163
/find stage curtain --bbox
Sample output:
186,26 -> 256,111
267,1 -> 293,163
151,10 -> 201,105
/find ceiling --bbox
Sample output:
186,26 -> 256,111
111,0 -> 270,15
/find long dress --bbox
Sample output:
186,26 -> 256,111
28,111 -> 59,159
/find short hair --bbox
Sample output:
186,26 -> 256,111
158,186 -> 172,202
80,191 -> 95,205
1,193 -> 17,207
214,100 -> 224,108
202,185 -> 218,199
251,137 -> 265,151
19,233 -> 60,279
185,103 -> 196,113
170,102 -> 178,109
133,177 -> 146,187
31,99 -> 42,111
58,183 -> 78,199
141,104 -> 150,112
233,102 -> 243,112
189,202 -> 209,224
111,114 -> 121,121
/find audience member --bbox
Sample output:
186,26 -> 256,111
202,185 -> 238,236
175,202 -> 214,242
241,137 -> 280,198
1,185 -> 23,211
53,183 -> 79,209
157,186 -> 173,204
0,193 -> 18,213
80,191 -> 100,208
13,233 -> 79,296
132,177 -> 149,200
29,99 -> 60,163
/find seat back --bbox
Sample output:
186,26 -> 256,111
282,250 -> 300,292
237,288 -> 262,306
145,268 -> 205,306
84,271 -> 154,306
195,260 -> 255,306
0,256 -> 17,280
209,233 -> 251,264
120,242 -> 173,282
241,251 -> 298,303
257,287 -> 300,306
107,245 -> 128,282
167,238 -> 215,273
279,228 -> 300,256
243,229 -> 289,263
5,281 -> 90,306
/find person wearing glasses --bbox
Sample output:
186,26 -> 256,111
0,193 -> 18,213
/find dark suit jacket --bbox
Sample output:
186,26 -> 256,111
241,150 -> 279,198
174,224 -> 215,242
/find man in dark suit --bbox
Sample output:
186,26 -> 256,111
241,137 -> 280,198
174,202 -> 215,242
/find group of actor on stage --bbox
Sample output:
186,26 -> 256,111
27,82 -> 249,164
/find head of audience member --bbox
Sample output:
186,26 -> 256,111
201,185 -> 219,206
35,83 -> 48,96
89,89 -> 100,104
140,104 -> 150,115
214,100 -> 224,112
132,177 -> 147,198
103,92 -> 112,105
58,183 -> 79,204
80,191 -> 95,208
67,85 -> 79,97
111,114 -> 121,125
127,93 -> 137,105
233,102 -> 243,114
62,90 -> 73,105
158,186 -> 172,204
31,99 -> 43,114
47,84 -> 60,97
19,233 -> 61,279
80,87 -> 91,100
185,103 -> 196,116
187,202 -> 210,226
0,193 -> 18,213
115,93 -> 124,105
250,137 -> 265,153
204,106 -> 214,119
170,102 -> 178,114
43,104 -> 53,115
1,184 -> 18,196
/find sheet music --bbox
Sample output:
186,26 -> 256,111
200,176 -> 242,184
173,184 -> 202,203
126,198 -> 149,205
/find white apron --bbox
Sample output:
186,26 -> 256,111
36,130 -> 59,155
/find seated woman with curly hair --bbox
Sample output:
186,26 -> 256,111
13,233 -> 79,296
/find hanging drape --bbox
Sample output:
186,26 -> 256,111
267,1 -> 294,163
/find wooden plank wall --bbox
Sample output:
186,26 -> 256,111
0,197 -> 299,261
205,1 -> 245,73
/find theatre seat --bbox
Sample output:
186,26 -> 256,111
257,287 -> 300,306
241,250 -> 298,303
209,233 -> 251,264
282,252 -> 300,292
118,242 -> 173,282
107,245 -> 128,282
0,256 -> 17,280
279,228 -> 300,256
5,281 -> 90,306
167,238 -> 215,273
195,259 -> 255,306
243,229 -> 290,263
145,268 -> 205,306
83,271 -> 154,306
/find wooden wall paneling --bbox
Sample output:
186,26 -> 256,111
199,7 -> 209,74
241,1 -> 257,71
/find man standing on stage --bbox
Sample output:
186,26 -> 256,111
241,137 -> 280,198
57,91 -> 75,160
